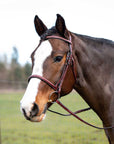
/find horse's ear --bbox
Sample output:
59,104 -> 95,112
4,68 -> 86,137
56,14 -> 69,38
34,15 -> 47,36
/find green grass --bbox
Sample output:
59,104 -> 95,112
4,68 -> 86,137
0,91 -> 108,144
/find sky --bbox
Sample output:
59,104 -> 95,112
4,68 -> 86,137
0,0 -> 114,65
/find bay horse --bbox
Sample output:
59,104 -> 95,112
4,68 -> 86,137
20,14 -> 114,143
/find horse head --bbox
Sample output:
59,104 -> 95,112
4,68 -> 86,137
20,14 -> 76,122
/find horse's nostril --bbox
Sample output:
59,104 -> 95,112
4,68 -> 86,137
22,108 -> 31,120
30,103 -> 39,117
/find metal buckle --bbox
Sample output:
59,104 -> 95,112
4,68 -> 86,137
48,91 -> 60,103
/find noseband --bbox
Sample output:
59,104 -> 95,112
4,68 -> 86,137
28,35 -> 114,130
28,35 -> 76,102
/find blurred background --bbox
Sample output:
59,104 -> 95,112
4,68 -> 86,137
0,0 -> 114,91
0,0 -> 113,143
0,46 -> 31,90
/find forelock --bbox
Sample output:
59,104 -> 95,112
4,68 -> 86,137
40,27 -> 57,40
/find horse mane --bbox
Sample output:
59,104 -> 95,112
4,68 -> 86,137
41,27 -> 57,40
74,33 -> 114,47
40,26 -> 114,48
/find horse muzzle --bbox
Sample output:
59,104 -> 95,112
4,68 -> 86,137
20,102 -> 47,122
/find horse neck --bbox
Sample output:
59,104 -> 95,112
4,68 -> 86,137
71,33 -> 113,119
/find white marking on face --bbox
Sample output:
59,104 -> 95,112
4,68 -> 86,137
20,41 -> 52,117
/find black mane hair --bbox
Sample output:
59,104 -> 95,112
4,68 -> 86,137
41,27 -> 57,40
74,33 -> 114,47
40,26 -> 114,48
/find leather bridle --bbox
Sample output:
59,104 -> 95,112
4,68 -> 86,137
28,35 -> 76,102
28,35 -> 114,130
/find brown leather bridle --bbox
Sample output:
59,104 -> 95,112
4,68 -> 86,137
28,35 -> 114,130
28,35 -> 76,102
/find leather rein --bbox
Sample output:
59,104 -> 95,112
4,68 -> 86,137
28,35 -> 114,130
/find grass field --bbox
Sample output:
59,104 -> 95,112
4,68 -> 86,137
0,91 -> 108,144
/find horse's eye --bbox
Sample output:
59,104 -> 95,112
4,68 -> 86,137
54,56 -> 63,62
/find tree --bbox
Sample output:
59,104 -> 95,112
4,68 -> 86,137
0,47 -> 32,89
23,62 -> 32,80
0,55 -> 9,88
0,54 -> 8,79
11,46 -> 19,67
9,47 -> 21,81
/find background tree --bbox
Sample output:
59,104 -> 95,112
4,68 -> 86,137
0,47 -> 32,89
0,54 -> 8,79
23,62 -> 32,80
9,47 -> 21,81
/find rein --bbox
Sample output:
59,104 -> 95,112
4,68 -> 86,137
28,35 -> 114,130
